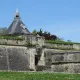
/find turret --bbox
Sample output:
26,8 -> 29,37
7,10 -> 30,35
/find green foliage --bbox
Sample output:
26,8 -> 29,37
67,40 -> 72,42
32,29 -> 37,35
0,72 -> 80,80
25,42 -> 36,47
45,40 -> 80,45
0,35 -> 24,40
56,37 -> 64,41
37,28 -> 43,36
0,27 -> 7,35
32,29 -> 57,40
45,40 -> 73,45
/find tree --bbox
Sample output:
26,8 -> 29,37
44,31 -> 48,34
67,40 -> 72,42
32,28 -> 58,40
32,29 -> 37,35
37,28 -> 43,36
56,37 -> 64,41
50,35 -> 57,40
0,27 -> 7,35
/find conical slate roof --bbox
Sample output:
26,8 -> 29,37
7,10 -> 30,35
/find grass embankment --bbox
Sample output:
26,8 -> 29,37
0,72 -> 80,80
45,40 -> 80,45
0,35 -> 24,40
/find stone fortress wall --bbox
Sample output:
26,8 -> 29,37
2,10 -> 80,73
45,43 -> 80,50
0,35 -> 44,47
44,49 -> 80,73
0,45 -> 37,71
0,37 -> 80,50
0,44 -> 80,73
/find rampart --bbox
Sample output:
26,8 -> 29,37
0,43 -> 80,73
45,43 -> 80,50
44,49 -> 80,73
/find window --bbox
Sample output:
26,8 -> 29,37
16,15 -> 19,17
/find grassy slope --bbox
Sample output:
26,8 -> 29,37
45,40 -> 80,45
0,72 -> 80,80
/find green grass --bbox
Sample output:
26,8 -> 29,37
45,40 -> 80,45
45,40 -> 73,45
0,35 -> 24,40
0,72 -> 80,80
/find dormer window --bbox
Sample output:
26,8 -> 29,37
14,9 -> 20,19
16,15 -> 19,17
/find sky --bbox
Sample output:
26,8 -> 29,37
0,0 -> 80,42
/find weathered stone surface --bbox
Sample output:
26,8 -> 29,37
44,43 -> 73,49
51,64 -> 80,73
7,48 -> 29,71
0,46 -> 80,73
0,48 -> 8,70
0,45 -> 37,71
52,53 -> 80,62
44,49 -> 80,73
45,43 -> 80,50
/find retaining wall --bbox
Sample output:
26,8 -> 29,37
45,43 -> 80,50
44,49 -> 80,73
0,45 -> 37,71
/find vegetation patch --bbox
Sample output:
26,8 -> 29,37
0,35 -> 24,40
0,72 -> 80,80
45,40 -> 77,45
24,42 -> 37,47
